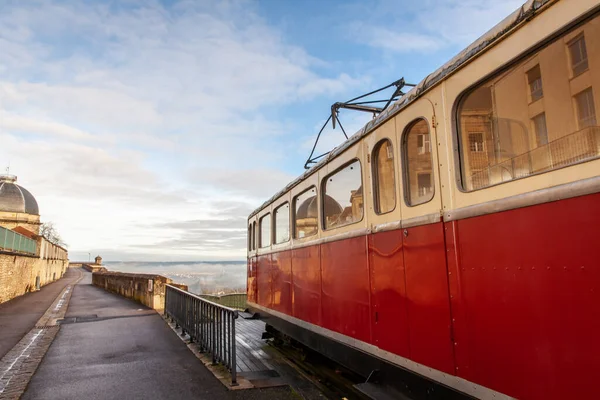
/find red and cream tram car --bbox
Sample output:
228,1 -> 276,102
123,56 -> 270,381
247,1 -> 600,398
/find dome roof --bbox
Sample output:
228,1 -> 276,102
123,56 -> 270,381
0,175 -> 39,215
296,194 -> 342,219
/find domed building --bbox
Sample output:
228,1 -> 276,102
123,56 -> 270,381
0,174 -> 41,235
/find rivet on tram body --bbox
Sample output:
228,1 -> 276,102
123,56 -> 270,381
581,266 -> 585,270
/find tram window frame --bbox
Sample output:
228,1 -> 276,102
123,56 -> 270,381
259,214 -> 271,248
372,139 -> 397,215
248,223 -> 252,251
453,14 -> 600,193
273,202 -> 290,244
321,159 -> 364,230
293,186 -> 318,239
402,118 -> 435,207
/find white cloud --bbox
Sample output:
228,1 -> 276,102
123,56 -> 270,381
356,28 -> 443,53
351,0 -> 524,53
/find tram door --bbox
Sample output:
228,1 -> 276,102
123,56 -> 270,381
366,118 -> 410,358
398,98 -> 454,374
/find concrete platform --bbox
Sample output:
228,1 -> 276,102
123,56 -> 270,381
22,271 -> 301,400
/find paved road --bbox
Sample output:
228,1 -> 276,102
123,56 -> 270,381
23,272 -> 299,400
0,268 -> 80,360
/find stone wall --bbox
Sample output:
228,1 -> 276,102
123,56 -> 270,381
70,263 -> 106,273
92,271 -> 188,311
0,253 -> 69,304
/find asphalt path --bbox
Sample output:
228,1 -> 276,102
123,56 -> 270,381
22,271 -> 299,400
0,268 -> 80,360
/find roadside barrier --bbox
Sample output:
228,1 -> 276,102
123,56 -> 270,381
165,284 -> 238,385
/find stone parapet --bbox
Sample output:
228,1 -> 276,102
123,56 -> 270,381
92,271 -> 188,311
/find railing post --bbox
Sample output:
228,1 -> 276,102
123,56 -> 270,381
231,310 -> 238,385
164,284 -> 238,384
211,305 -> 217,365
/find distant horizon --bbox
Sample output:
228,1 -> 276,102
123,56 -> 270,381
70,258 -> 246,264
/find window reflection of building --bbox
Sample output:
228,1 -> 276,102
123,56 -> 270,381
373,140 -> 395,214
405,119 -> 434,205
458,16 -> 600,191
323,160 -> 363,230
274,203 -> 290,244
294,188 -> 318,238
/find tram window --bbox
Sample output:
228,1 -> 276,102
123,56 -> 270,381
252,222 -> 257,250
372,139 -> 396,214
259,214 -> 271,248
248,224 -> 252,251
403,119 -> 435,206
294,187 -> 317,239
457,16 -> 600,191
274,203 -> 290,244
323,159 -> 363,230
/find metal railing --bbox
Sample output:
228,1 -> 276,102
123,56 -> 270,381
199,293 -> 247,311
0,226 -> 37,256
164,285 -> 238,385
469,126 -> 600,189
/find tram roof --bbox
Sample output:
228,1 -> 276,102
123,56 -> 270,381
249,0 -> 554,219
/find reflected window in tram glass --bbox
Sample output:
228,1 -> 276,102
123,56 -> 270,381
456,17 -> 600,192
294,187 -> 317,239
259,214 -> 271,248
274,203 -> 290,244
403,119 -> 434,206
322,159 -> 363,230
372,139 -> 396,214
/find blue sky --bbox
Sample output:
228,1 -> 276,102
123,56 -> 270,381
0,0 -> 522,261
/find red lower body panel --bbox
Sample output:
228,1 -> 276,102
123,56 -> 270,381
291,246 -> 322,326
271,250 -> 293,315
321,236 -> 371,343
446,192 -> 600,400
403,222 -> 454,375
368,230 -> 410,357
256,254 -> 272,308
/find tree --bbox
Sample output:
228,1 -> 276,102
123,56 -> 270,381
39,222 -> 67,248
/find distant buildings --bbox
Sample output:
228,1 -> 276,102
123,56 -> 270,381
0,174 -> 69,304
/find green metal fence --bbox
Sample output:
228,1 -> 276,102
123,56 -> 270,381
199,293 -> 247,310
0,226 -> 37,256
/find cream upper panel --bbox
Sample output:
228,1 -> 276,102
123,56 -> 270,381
395,96 -> 443,221
363,118 -> 402,228
255,204 -> 273,256
290,172 -> 321,247
247,214 -> 258,258
270,192 -> 292,254
442,0 -> 600,211
318,141 -> 368,239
